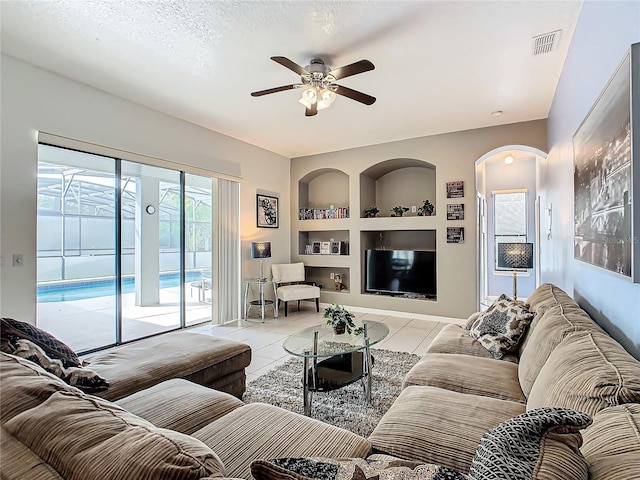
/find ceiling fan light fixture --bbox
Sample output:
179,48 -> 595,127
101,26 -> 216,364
298,87 -> 318,109
317,88 -> 337,110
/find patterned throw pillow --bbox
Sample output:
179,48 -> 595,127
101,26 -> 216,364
468,407 -> 591,480
469,294 -> 534,359
251,455 -> 470,480
1,317 -> 81,368
1,338 -> 109,393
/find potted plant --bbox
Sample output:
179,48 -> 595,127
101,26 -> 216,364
323,303 -> 356,335
417,200 -> 435,216
391,206 -> 409,217
364,205 -> 380,218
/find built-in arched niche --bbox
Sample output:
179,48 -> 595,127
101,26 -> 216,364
298,168 -> 349,213
360,158 -> 436,218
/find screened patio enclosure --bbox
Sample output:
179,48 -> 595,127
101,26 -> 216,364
37,143 -> 225,353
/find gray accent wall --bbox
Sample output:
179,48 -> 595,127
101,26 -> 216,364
544,1 -> 640,359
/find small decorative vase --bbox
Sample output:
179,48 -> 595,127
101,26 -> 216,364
333,324 -> 346,335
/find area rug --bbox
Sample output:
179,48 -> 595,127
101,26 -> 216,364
243,349 -> 421,437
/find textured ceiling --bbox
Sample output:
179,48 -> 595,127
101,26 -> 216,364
0,1 -> 582,158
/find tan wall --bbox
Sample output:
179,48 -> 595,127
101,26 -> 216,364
290,120 -> 547,318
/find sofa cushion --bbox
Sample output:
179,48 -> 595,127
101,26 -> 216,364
84,331 -> 251,401
116,378 -> 244,435
518,304 -> 604,397
469,294 -> 534,359
192,403 -> 371,479
3,390 -> 226,480
580,404 -> 640,480
1,352 -> 81,424
527,331 -> 640,417
468,407 -> 590,480
251,455 -> 469,480
425,324 -> 518,363
525,283 -> 579,313
1,317 -> 81,368
368,385 -> 526,473
2,338 -> 109,393
1,426 -> 65,480
403,353 -> 525,403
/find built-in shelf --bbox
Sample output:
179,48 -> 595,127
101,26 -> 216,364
360,159 -> 437,218
292,159 -> 443,313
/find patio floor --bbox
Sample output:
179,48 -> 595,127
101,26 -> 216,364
37,283 -> 214,353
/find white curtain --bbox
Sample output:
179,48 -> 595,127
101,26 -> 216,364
217,179 -> 241,323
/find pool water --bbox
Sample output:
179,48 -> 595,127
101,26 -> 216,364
37,271 -> 205,303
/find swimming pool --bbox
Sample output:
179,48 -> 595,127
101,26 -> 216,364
37,271 -> 205,303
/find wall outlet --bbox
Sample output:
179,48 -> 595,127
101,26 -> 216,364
330,272 -> 335,279
12,254 -> 23,267
411,205 -> 417,213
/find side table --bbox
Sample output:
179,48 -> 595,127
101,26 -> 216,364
243,279 -> 278,322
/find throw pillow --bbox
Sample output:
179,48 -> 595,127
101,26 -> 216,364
1,317 -> 81,368
2,338 -> 109,393
468,407 -> 591,480
469,294 -> 534,359
251,456 -> 470,480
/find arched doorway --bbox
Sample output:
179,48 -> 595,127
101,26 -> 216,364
475,145 -> 548,309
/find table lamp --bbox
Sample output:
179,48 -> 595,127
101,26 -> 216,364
251,241 -> 271,281
497,243 -> 533,301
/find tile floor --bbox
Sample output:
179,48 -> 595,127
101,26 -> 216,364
190,308 -> 464,383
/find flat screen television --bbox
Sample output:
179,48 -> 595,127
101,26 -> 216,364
365,249 -> 436,298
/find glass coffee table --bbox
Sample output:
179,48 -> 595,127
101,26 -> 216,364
283,321 -> 389,416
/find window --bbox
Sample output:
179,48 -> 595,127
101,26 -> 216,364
493,190 -> 527,270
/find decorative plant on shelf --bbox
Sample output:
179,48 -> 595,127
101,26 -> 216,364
417,199 -> 435,216
364,205 -> 380,218
391,206 -> 410,217
324,303 -> 360,335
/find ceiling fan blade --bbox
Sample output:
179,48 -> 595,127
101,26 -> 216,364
251,84 -> 300,97
334,85 -> 376,105
329,60 -> 374,80
305,103 -> 318,117
271,56 -> 310,76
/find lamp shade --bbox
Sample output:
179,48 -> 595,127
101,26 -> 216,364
251,242 -> 271,259
497,243 -> 533,269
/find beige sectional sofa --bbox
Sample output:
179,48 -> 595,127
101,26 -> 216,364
369,283 -> 640,479
1,283 -> 639,480
83,330 -> 252,400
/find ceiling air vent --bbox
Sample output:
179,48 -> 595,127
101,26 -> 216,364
532,30 -> 561,56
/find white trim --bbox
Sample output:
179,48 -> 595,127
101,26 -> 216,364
491,188 -> 528,195
475,145 -> 548,166
38,131 -> 243,182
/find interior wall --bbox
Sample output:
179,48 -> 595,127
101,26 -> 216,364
544,1 -> 640,358
485,157 -> 537,299
0,54 -> 290,323
375,167 -> 437,217
291,120 -> 547,319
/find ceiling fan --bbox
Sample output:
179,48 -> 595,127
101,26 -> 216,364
251,56 -> 376,117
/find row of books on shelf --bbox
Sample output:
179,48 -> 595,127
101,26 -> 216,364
299,207 -> 349,220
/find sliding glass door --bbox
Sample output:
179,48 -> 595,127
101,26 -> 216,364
37,145 -> 117,351
37,144 -> 222,353
185,173 -> 217,326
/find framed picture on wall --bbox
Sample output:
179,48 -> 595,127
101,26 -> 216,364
447,227 -> 464,244
446,181 -> 464,198
257,194 -> 278,228
447,204 -> 464,220
573,42 -> 639,282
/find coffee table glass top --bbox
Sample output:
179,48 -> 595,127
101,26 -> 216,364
283,321 -> 389,358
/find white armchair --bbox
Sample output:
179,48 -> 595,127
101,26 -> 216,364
271,263 -> 320,317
